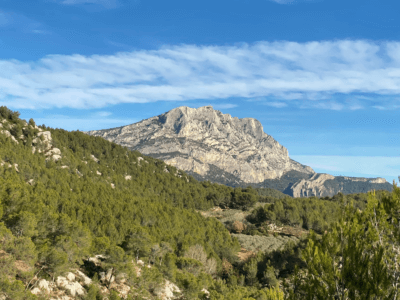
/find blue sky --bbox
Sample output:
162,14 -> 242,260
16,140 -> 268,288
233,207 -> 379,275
0,0 -> 399,184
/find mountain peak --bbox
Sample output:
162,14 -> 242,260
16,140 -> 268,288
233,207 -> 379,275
87,106 -> 314,184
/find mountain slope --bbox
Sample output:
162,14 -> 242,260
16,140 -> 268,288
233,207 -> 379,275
87,106 -> 314,184
87,106 -> 392,197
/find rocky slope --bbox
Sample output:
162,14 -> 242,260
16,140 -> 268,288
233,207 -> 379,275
86,106 -> 392,197
87,106 -> 313,183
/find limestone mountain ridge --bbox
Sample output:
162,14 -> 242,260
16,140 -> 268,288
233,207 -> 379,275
86,106 -> 392,197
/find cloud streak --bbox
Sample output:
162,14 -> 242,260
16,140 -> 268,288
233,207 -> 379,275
55,0 -> 118,7
2,40 -> 400,109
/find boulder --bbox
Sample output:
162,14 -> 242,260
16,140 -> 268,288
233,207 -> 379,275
75,270 -> 92,285
56,276 -> 69,288
37,279 -> 51,293
154,280 -> 181,300
66,272 -> 75,282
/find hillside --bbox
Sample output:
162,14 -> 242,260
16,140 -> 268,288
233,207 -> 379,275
0,106 -> 288,299
2,106 -> 400,299
86,106 -> 392,197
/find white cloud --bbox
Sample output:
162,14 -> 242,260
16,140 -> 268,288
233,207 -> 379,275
264,101 -> 288,108
2,40 -> 400,110
212,103 -> 238,109
93,111 -> 112,117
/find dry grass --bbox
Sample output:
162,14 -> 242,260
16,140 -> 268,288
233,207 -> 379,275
237,247 -> 256,261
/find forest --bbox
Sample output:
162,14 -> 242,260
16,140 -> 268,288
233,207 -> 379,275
0,105 -> 399,299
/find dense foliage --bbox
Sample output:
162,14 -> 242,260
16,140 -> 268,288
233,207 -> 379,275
0,107 -> 280,299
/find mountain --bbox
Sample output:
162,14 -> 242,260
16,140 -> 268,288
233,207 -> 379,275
87,106 -> 392,197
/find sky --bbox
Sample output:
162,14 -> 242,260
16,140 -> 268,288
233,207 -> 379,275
0,0 -> 399,184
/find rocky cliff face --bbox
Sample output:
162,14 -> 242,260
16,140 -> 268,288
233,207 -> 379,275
86,106 -> 392,197
87,106 -> 314,184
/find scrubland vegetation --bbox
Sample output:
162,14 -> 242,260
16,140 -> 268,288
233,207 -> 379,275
0,106 -> 399,299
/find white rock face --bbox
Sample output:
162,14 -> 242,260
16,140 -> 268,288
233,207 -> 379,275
75,270 -> 92,285
56,276 -> 69,288
38,131 -> 52,143
291,173 -> 336,197
90,154 -> 100,162
87,106 -> 314,184
154,280 -> 181,300
56,275 -> 85,297
0,130 -> 18,143
66,272 -> 75,282
38,279 -> 51,293
31,287 -> 41,295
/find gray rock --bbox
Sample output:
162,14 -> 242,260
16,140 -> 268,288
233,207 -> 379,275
87,106 -> 314,184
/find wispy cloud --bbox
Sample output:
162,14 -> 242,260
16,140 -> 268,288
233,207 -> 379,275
269,0 -> 315,4
55,0 -> 118,7
2,40 -> 400,110
264,101 -> 288,108
0,10 -> 46,33
212,103 -> 238,109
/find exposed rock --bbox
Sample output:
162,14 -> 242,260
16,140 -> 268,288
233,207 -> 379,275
56,276 -> 85,297
0,130 -> 19,144
75,270 -> 92,286
61,165 -> 69,169
31,287 -> 42,295
137,259 -> 144,266
56,276 -> 69,288
38,279 -> 51,293
64,282 -> 85,297
116,283 -> 131,298
125,175 -> 131,180
287,173 -> 392,198
154,280 -> 181,300
96,170 -> 102,175
66,272 -> 75,282
90,154 -> 99,163
290,173 -> 336,198
37,131 -> 52,143
111,183 -> 115,189
87,106 -> 314,185
99,269 -> 115,283
88,254 -> 107,265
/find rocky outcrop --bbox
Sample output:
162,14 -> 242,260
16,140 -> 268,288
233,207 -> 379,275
290,173 -> 336,197
287,174 -> 392,198
87,106 -> 314,184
